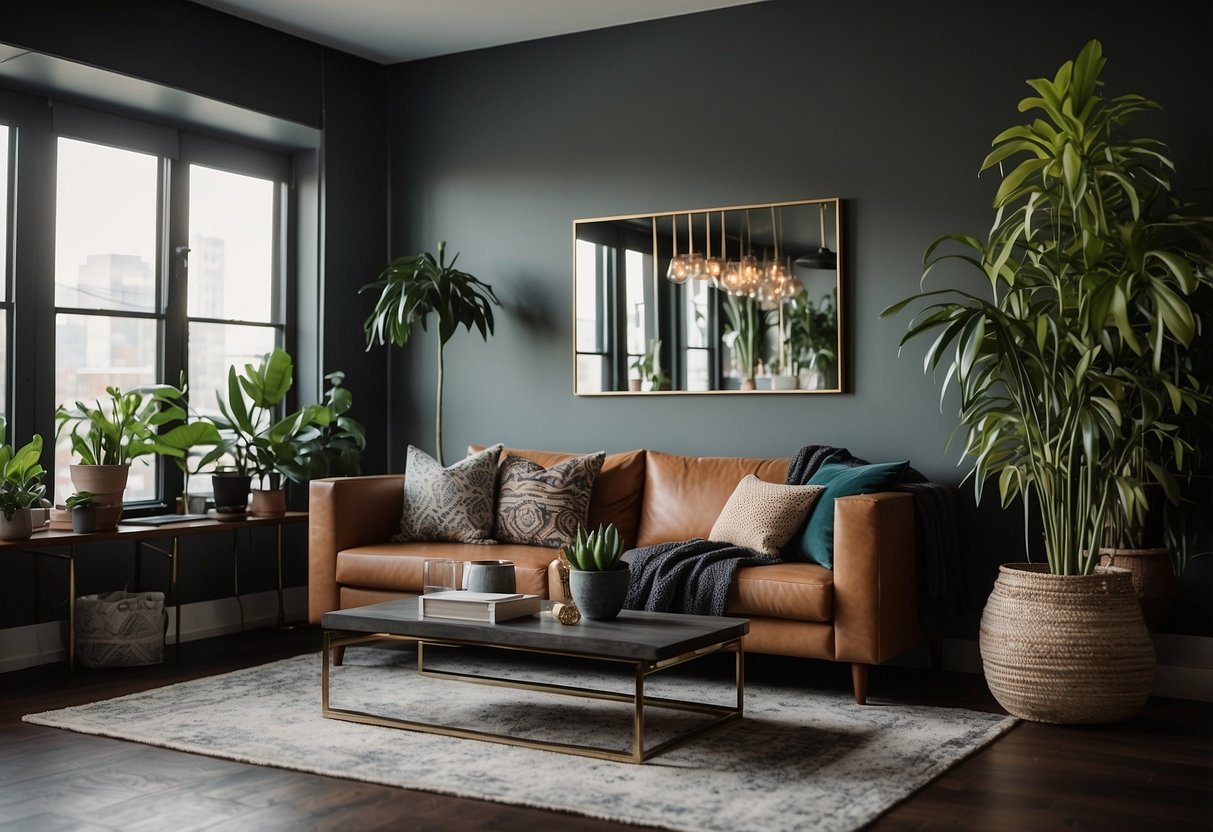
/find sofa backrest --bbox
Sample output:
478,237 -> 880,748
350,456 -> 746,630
468,445 -> 648,548
635,450 -> 789,547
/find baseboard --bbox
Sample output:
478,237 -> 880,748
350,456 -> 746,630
0,586 -> 308,674
890,634 -> 1213,702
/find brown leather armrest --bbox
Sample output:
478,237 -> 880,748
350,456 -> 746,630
832,491 -> 921,663
308,475 -> 404,622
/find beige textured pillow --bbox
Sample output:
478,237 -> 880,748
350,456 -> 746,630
393,444 -> 503,543
494,452 -> 605,547
708,475 -> 825,557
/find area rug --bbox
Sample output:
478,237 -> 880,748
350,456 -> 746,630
24,646 -> 1016,832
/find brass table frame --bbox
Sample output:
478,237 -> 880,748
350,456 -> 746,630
322,631 -> 745,764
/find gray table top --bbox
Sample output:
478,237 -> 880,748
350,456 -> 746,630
322,598 -> 749,662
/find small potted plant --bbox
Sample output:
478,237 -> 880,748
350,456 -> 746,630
65,490 -> 97,534
561,523 -> 629,620
0,434 -> 48,541
630,339 -> 669,392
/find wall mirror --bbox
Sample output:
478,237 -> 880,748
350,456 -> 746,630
574,197 -> 843,395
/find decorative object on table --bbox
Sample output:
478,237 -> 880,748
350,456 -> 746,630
422,558 -> 460,594
0,434 -> 47,541
464,560 -> 516,594
707,474 -> 824,557
416,590 -> 541,623
393,443 -> 503,543
562,523 -> 629,620
55,384 -> 196,530
65,490 -> 97,534
361,240 -> 500,465
883,41 -> 1213,723
74,590 -> 166,668
549,556 -> 582,624
493,452 -> 605,547
630,338 -> 668,392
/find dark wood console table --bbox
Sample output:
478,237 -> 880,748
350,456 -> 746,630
1,512 -> 307,670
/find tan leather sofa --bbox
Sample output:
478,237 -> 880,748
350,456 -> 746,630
309,446 -> 922,703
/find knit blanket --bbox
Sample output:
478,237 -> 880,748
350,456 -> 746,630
623,445 -> 964,634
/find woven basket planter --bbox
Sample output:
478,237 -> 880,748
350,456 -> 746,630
1098,547 -> 1177,632
979,563 -> 1155,724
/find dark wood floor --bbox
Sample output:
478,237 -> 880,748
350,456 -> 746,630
1,627 -> 1209,831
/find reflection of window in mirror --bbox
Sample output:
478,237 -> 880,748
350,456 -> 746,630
574,239 -> 609,393
683,278 -> 713,391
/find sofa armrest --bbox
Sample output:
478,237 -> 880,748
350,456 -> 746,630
832,491 -> 922,664
308,475 -> 404,623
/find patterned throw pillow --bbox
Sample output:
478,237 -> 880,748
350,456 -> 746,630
708,475 -> 825,557
494,452 -> 606,547
392,444 -> 504,544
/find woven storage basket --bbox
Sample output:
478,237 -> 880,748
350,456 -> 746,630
979,563 -> 1154,724
76,591 -> 166,669
1098,547 -> 1177,632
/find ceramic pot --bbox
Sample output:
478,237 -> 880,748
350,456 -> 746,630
71,508 -> 97,534
212,473 -> 252,513
465,560 -> 517,594
569,566 -> 630,620
250,489 -> 286,517
0,508 -> 33,541
979,563 -> 1154,724
69,464 -> 129,531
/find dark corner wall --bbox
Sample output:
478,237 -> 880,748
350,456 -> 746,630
385,0 -> 1212,626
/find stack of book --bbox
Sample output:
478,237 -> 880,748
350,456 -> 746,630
417,590 -> 541,623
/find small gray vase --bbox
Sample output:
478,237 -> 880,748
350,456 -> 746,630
569,566 -> 630,620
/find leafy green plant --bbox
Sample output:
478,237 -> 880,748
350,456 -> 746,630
722,293 -> 771,385
201,348 -> 327,489
883,40 -> 1213,576
561,523 -> 625,572
361,241 -> 500,465
0,435 -> 47,519
786,289 -> 838,381
278,370 -> 367,482
65,490 -> 95,511
630,338 -> 669,390
55,385 -> 195,466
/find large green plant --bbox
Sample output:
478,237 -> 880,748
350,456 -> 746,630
883,40 -> 1213,576
0,435 -> 47,519
55,384 -> 196,466
278,370 -> 367,482
722,293 -> 771,385
786,289 -> 838,380
361,241 -> 499,465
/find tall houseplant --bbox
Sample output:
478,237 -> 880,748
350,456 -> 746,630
884,41 -> 1212,723
361,241 -> 499,465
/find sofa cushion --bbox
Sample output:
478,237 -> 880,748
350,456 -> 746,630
709,475 -> 825,557
637,450 -> 789,547
792,459 -> 909,568
469,445 -> 647,548
392,444 -> 503,544
336,542 -> 557,597
494,452 -> 606,547
727,562 -> 833,622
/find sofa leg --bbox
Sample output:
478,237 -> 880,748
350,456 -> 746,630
332,645 -> 346,667
851,663 -> 870,705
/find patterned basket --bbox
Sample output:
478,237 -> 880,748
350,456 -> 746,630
76,591 -> 166,669
979,563 -> 1155,724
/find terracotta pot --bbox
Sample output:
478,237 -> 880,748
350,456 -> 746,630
979,563 -> 1154,724
250,488 -> 286,517
1098,547 -> 1177,632
69,464 -> 130,531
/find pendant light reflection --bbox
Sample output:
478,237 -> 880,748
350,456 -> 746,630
794,202 -> 837,270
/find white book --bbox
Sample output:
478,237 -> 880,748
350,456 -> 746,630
418,591 -> 541,623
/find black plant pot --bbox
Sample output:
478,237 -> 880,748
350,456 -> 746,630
211,473 -> 252,514
71,508 -> 97,534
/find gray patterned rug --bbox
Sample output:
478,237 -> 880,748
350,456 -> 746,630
24,647 -> 1016,832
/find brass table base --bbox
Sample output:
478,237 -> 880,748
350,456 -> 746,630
322,631 -> 744,764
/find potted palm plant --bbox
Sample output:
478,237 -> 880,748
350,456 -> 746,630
55,384 -> 193,529
361,241 -> 499,465
0,435 -> 47,541
884,40 -> 1213,723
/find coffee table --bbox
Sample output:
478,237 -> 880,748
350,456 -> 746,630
321,598 -> 748,764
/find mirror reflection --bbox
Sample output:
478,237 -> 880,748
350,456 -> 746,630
574,198 -> 842,394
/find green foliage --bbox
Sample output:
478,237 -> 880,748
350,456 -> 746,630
786,289 -> 838,375
278,371 -> 368,482
361,241 -> 500,464
883,40 -> 1213,576
722,293 -> 772,382
55,385 -> 190,466
630,338 -> 669,389
0,435 -> 47,519
561,523 -> 625,572
65,490 -> 95,511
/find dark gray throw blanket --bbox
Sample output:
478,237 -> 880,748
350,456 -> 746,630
624,445 -> 964,636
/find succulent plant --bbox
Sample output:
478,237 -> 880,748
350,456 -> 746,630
561,523 -> 625,572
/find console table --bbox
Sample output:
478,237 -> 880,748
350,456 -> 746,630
1,512 -> 307,670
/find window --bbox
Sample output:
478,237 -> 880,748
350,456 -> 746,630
0,125 -> 9,432
41,122 -> 289,508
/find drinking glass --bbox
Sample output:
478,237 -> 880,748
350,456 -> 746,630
422,559 -> 459,594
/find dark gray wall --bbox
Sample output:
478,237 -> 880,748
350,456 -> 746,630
386,0 -> 1212,487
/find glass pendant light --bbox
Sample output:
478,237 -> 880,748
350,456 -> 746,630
701,211 -> 725,282
684,213 -> 706,281
666,214 -> 691,284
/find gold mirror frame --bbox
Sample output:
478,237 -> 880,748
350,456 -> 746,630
573,197 -> 844,395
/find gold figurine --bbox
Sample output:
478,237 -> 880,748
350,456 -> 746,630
550,557 -> 581,625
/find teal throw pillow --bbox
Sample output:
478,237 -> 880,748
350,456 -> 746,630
793,460 -> 908,568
